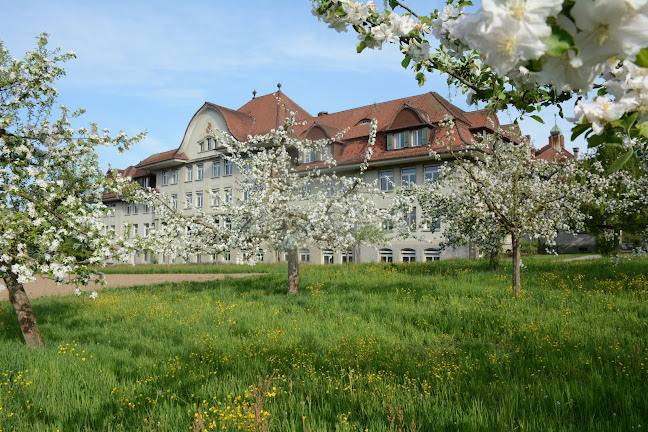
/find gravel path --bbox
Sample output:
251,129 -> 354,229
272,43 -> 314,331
0,273 -> 263,300
561,254 -> 603,262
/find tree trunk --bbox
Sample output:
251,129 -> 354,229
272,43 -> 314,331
4,273 -> 44,348
489,247 -> 499,271
511,234 -> 521,297
287,248 -> 299,295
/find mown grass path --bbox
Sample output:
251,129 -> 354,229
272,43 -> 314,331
1,257 -> 646,431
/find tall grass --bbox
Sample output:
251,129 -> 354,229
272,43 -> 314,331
1,256 -> 646,431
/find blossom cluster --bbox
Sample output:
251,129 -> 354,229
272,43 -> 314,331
312,0 -> 648,158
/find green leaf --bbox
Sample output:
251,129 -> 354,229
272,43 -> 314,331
639,121 -> 648,139
571,123 -> 589,141
357,40 -> 367,54
610,112 -> 638,134
607,147 -> 633,173
530,115 -> 545,124
401,55 -> 412,69
388,0 -> 399,9
416,72 -> 426,86
544,26 -> 574,56
635,47 -> 648,67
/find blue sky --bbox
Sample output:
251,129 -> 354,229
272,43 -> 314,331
1,0 -> 581,170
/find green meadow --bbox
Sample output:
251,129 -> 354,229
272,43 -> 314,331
1,257 -> 646,431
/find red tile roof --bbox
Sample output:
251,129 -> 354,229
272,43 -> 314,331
238,91 -> 312,136
535,144 -> 575,161
136,149 -> 188,168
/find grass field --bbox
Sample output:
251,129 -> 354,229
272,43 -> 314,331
0,256 -> 646,431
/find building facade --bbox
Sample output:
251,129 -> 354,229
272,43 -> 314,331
104,90 -> 582,265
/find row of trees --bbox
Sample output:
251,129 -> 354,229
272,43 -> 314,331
3,0 -> 648,347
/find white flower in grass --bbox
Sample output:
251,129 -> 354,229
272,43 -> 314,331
74,287 -> 83,296
89,291 -> 98,300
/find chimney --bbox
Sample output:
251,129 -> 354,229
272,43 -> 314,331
317,111 -> 328,117
573,147 -> 579,160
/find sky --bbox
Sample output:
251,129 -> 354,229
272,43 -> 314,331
1,0 -> 582,170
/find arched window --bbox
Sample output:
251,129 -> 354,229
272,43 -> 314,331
379,248 -> 393,263
299,249 -> 310,263
323,249 -> 334,264
401,248 -> 416,263
424,248 -> 440,261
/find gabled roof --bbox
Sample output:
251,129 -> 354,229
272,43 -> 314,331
238,91 -> 312,136
534,144 -> 575,161
205,102 -> 255,141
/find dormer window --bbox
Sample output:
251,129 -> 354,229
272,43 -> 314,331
358,119 -> 372,125
386,128 -> 428,150
206,137 -> 212,150
199,141 -> 205,152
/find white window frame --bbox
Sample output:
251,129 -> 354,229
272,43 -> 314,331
323,249 -> 334,264
379,249 -> 393,263
401,249 -> 416,263
394,131 -> 407,149
196,191 -> 204,208
224,160 -> 233,176
401,168 -> 416,188
211,189 -> 220,206
197,163 -> 204,180
224,187 -> 232,203
171,169 -> 178,184
163,171 -> 169,185
411,129 -> 423,147
380,171 -> 394,192
186,192 -> 193,209
424,248 -> 441,261
186,165 -> 193,182
424,165 -> 440,182
212,159 -> 221,177
299,249 -> 310,263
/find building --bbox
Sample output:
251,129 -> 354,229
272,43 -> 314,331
104,90 -> 581,264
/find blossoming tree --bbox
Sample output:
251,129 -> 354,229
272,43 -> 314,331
312,0 -> 648,169
401,119 -> 601,296
140,115 -> 387,294
0,34 -> 143,347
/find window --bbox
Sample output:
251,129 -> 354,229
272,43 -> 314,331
342,250 -> 354,263
387,128 -> 427,150
211,189 -> 220,206
424,166 -> 440,182
411,129 -> 424,147
133,224 -> 138,236
224,187 -> 232,203
133,204 -> 139,214
379,248 -> 393,263
171,169 -> 178,184
432,219 -> 441,231
380,171 -> 394,192
125,203 -> 131,215
323,249 -> 334,264
302,181 -> 312,196
405,207 -> 417,227
382,218 -> 394,231
186,192 -> 193,208
325,179 -> 335,197
144,204 -> 150,213
225,218 -> 232,229
224,250 -> 231,261
144,223 -> 150,237
401,248 -> 416,262
197,163 -> 204,180
171,194 -> 178,210
299,249 -> 310,263
424,248 -> 441,261
141,177 -> 150,188
196,191 -> 204,208
196,253 -> 202,264
199,141 -> 205,152
401,168 -> 416,188
225,160 -> 233,176
394,131 -> 408,149
212,159 -> 221,177
304,149 -> 319,163
186,165 -> 193,181
255,248 -> 264,262
206,137 -> 212,150
162,171 -> 169,185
